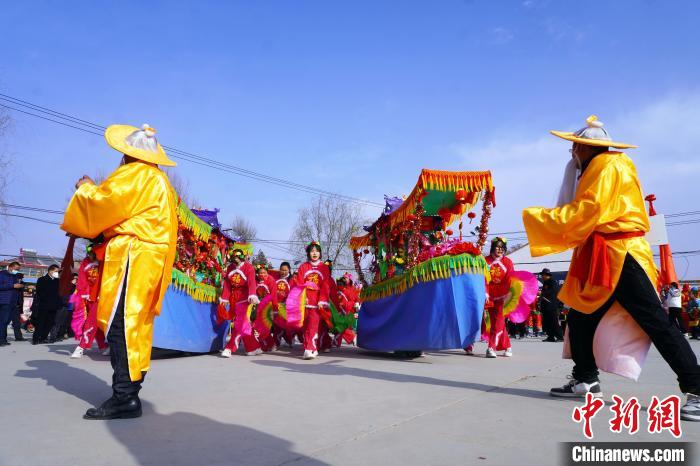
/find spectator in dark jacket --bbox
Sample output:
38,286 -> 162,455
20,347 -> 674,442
0,261 -> 24,346
32,265 -> 62,344
9,273 -> 27,341
540,268 -> 564,342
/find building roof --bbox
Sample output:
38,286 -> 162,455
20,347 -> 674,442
506,243 -> 572,273
0,248 -> 62,268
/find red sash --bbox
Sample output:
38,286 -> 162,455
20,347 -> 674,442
570,231 -> 645,289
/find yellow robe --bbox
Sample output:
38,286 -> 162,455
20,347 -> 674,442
522,152 -> 658,313
61,162 -> 178,381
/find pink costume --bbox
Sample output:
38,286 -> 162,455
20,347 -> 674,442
221,261 -> 260,354
72,257 -> 107,350
293,260 -> 332,352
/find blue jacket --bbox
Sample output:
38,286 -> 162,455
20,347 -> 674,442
0,270 -> 19,305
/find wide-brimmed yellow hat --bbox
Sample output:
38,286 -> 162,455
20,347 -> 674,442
104,123 -> 177,167
550,115 -> 637,149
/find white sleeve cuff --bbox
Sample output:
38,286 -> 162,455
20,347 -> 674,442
319,301 -> 329,307
80,295 -> 90,299
219,298 -> 229,304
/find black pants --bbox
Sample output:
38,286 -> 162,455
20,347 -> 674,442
32,309 -> 56,343
569,254 -> 700,394
108,272 -> 145,400
668,307 -> 686,333
542,305 -> 563,339
48,306 -> 72,341
10,305 -> 23,339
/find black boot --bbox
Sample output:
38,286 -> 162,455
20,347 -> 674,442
83,396 -> 142,420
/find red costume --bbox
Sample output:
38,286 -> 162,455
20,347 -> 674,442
221,261 -> 259,353
76,257 -> 108,351
255,274 -> 279,351
486,254 -> 513,351
293,260 -> 332,352
335,283 -> 360,345
274,274 -> 296,346
276,275 -> 291,302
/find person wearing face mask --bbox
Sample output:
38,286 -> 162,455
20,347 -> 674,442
61,123 -> 178,420
0,261 -> 24,346
522,115 -> 700,422
32,265 -> 62,344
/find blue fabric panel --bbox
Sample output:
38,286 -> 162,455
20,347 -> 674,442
152,286 -> 229,353
357,273 -> 485,351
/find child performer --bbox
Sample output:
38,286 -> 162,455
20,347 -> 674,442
70,246 -> 109,358
335,273 -> 360,347
274,261 -> 296,347
484,237 -> 513,358
293,241 -> 332,360
220,248 -> 261,357
254,264 -> 279,352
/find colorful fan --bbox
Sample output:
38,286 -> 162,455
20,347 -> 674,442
232,301 -> 255,336
285,286 -> 308,330
329,302 -> 357,334
253,295 -> 275,340
503,270 -> 539,324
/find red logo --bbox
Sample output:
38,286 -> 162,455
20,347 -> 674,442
572,394 -> 683,439
609,395 -> 640,434
572,393 -> 605,439
647,395 -> 682,438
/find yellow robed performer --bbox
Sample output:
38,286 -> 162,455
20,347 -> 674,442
521,116 -> 700,422
61,123 -> 178,420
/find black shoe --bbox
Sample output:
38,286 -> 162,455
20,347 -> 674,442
556,337 -> 565,342
542,337 -> 556,342
83,396 -> 142,420
550,377 -> 603,398
14,337 -> 26,341
0,341 -> 8,346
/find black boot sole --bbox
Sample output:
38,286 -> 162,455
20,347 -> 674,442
83,410 -> 142,420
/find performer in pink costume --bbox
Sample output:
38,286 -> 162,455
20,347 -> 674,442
70,248 -> 108,359
220,249 -> 261,357
483,237 -> 513,357
254,264 -> 280,352
273,261 -> 296,347
293,241 -> 332,360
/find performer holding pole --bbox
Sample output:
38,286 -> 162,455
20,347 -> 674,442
61,123 -> 178,420
522,115 -> 700,421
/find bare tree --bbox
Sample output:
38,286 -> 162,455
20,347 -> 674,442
291,196 -> 367,275
163,168 -> 198,207
228,215 -> 258,243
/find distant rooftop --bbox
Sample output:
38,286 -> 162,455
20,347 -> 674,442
0,248 -> 62,267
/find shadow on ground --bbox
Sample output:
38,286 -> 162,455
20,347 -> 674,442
16,360 -> 327,466
252,357 -> 552,401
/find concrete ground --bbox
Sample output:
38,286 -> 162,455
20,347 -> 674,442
1,333 -> 698,466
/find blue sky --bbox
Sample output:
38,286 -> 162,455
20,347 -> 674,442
1,0 -> 699,277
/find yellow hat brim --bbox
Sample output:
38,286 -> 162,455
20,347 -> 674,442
550,130 -> 637,149
104,124 -> 177,167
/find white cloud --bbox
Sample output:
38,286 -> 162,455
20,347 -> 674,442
490,27 -> 514,45
542,17 -> 585,43
449,90 -> 700,276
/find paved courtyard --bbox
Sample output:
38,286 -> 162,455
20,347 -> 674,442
2,335 -> 698,465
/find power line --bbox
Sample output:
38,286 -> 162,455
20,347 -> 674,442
1,213 -> 61,225
0,94 -> 384,208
